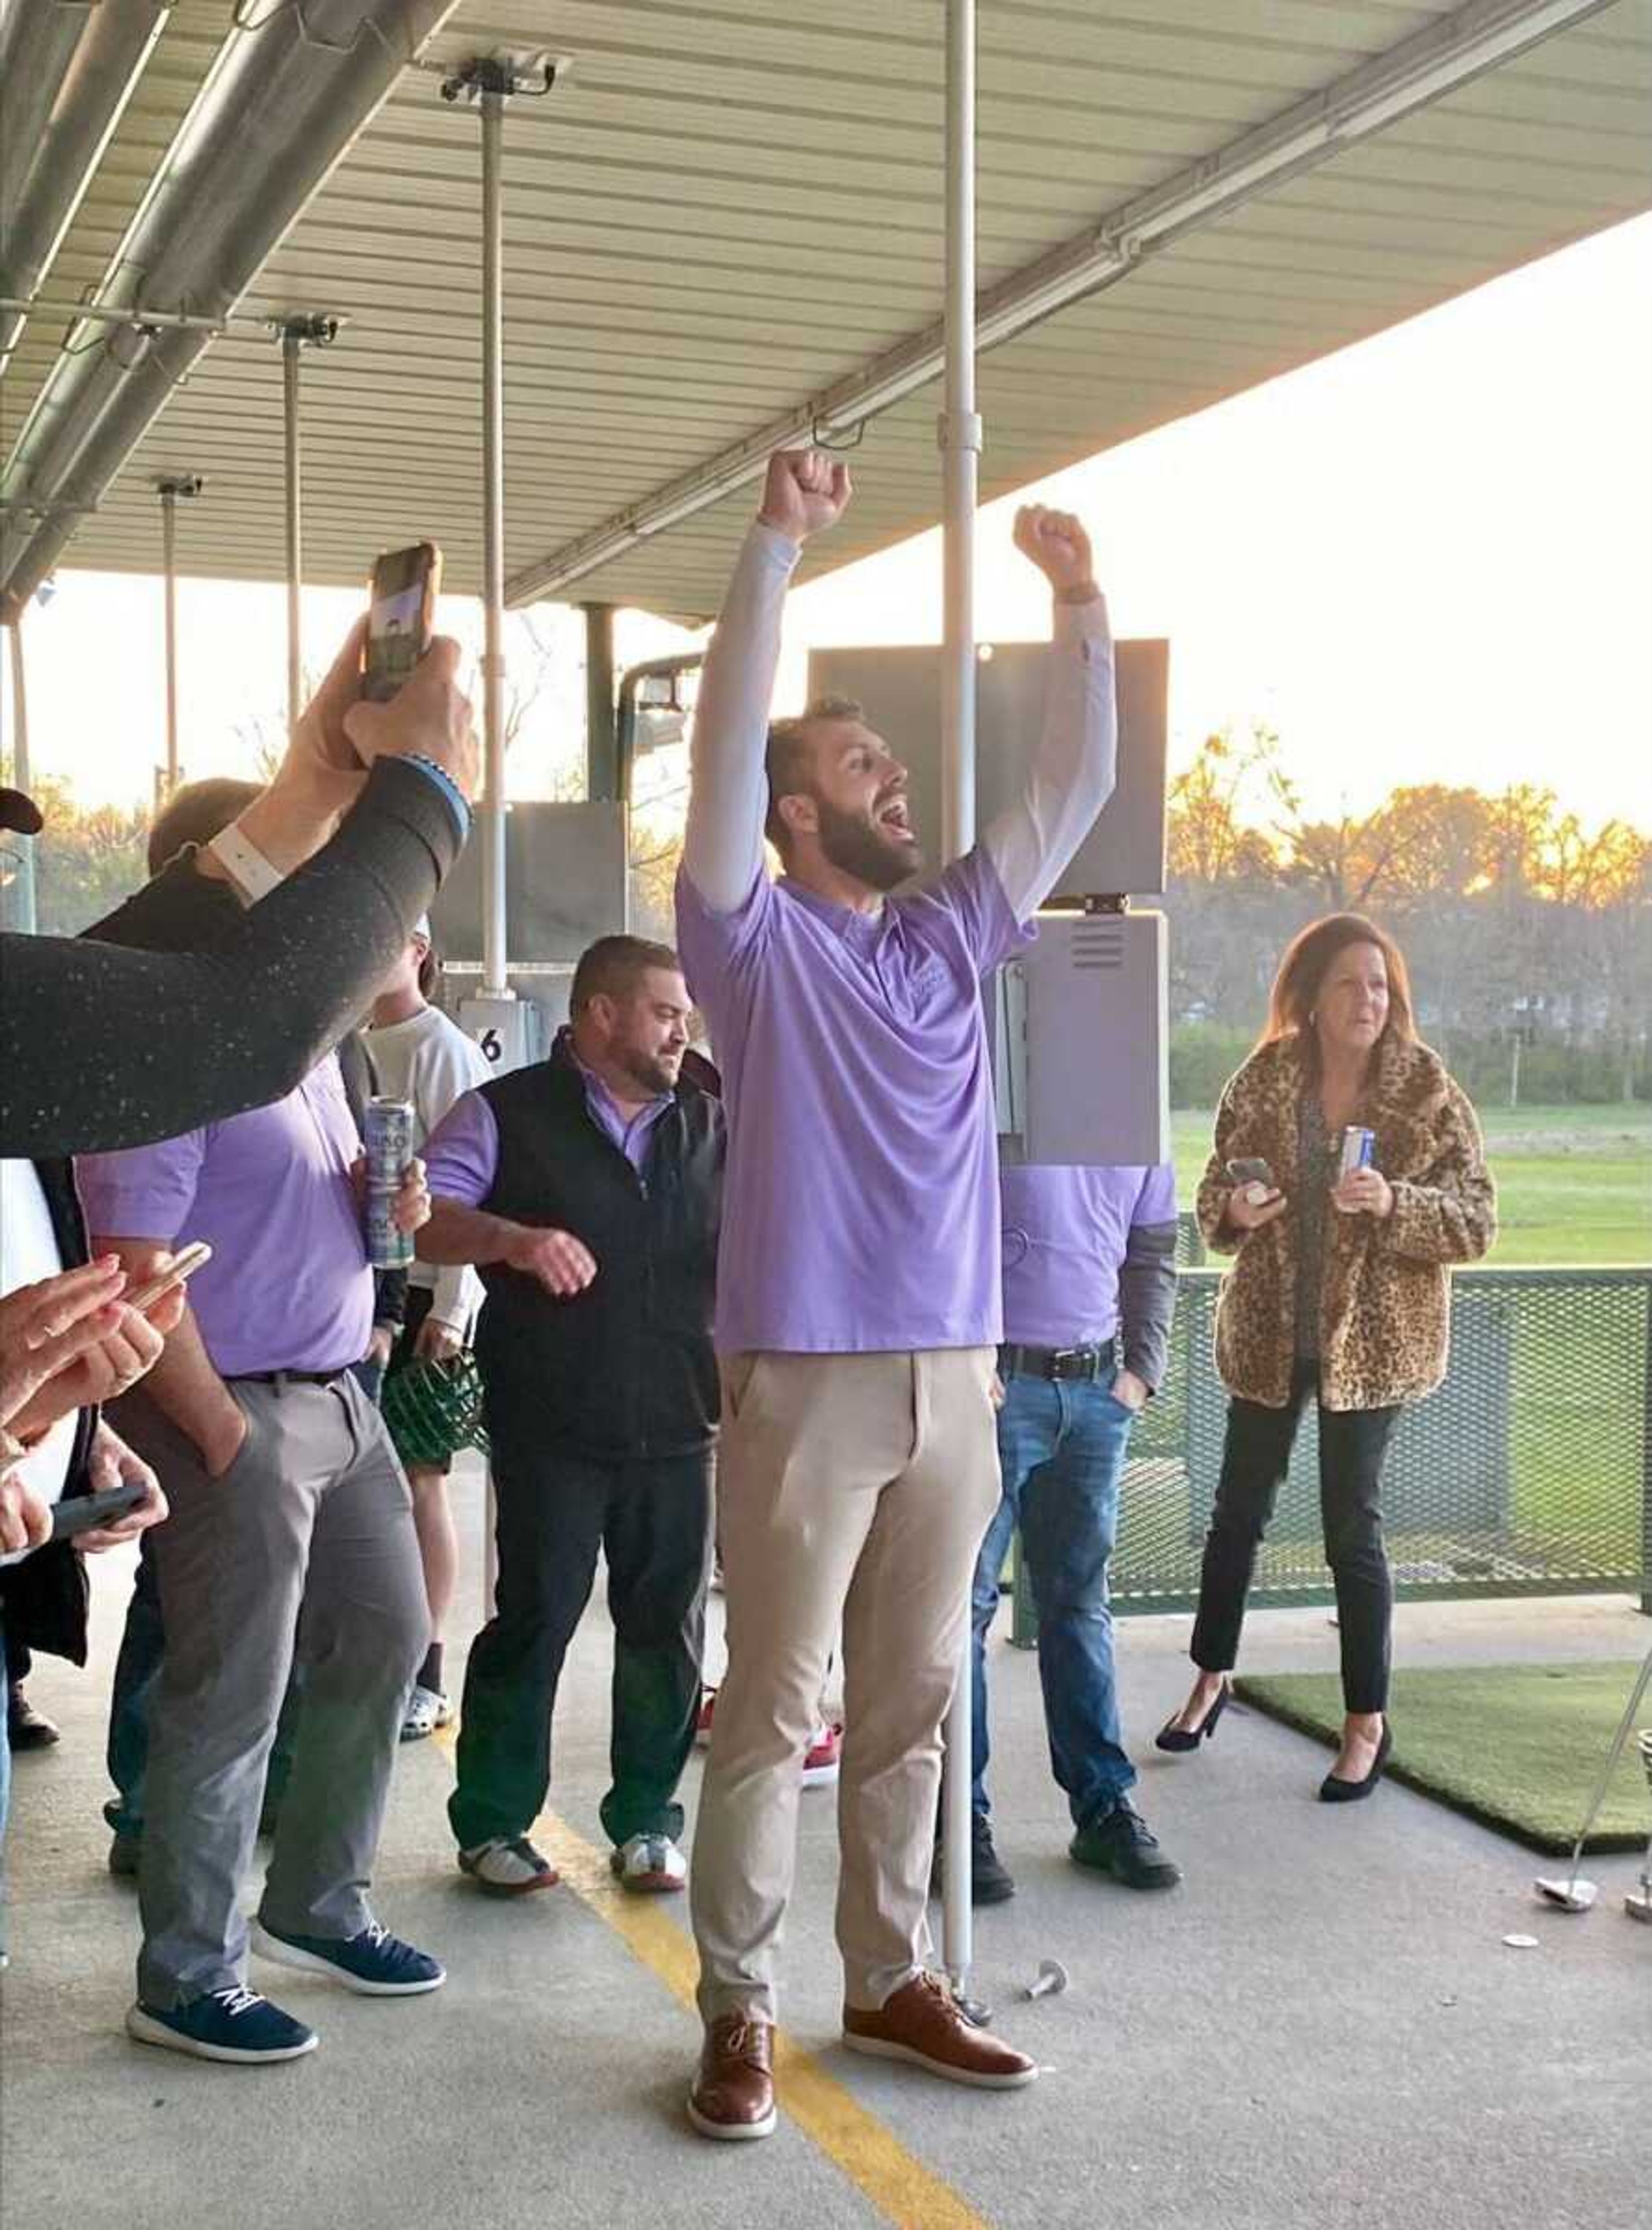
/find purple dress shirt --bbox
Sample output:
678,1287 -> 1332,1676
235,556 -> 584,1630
76,1056 -> 373,1377
1000,1162 -> 1178,1349
675,851 -> 1031,1354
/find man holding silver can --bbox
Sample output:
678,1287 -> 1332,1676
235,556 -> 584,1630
78,1070 -> 441,2067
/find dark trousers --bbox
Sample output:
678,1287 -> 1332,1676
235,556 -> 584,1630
449,1440 -> 712,1854
1191,1360 -> 1400,1715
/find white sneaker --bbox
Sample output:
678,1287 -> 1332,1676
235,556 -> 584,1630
610,1832 -> 688,1895
400,1685 -> 453,1742
458,1836 -> 559,1896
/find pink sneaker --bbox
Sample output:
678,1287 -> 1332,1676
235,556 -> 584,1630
802,1721 -> 843,1789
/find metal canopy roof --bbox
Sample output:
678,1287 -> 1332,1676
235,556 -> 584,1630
4,0 -> 1649,621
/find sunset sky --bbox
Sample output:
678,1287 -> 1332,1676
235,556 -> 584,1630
5,211 -> 1649,835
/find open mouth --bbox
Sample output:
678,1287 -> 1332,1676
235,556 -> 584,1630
876,795 -> 916,842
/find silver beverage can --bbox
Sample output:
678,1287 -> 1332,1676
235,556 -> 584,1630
366,1184 -> 414,1270
364,1096 -> 415,1189
1338,1125 -> 1376,1180
364,1097 -> 416,1268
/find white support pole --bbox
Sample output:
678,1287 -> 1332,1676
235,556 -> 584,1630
939,0 -> 982,2003
282,327 -> 304,734
6,614 -> 38,933
479,81 -> 511,1002
160,484 -> 179,795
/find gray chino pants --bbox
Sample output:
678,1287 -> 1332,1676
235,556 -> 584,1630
109,1374 -> 428,2009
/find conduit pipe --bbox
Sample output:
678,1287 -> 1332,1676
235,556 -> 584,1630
0,0 -> 169,367
0,0 -> 457,615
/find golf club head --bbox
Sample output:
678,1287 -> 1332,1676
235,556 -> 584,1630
1533,1874 -> 1598,1912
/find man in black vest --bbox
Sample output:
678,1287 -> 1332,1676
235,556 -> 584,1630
419,935 -> 723,1898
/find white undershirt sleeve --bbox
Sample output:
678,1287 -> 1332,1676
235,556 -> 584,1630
981,596 -> 1118,919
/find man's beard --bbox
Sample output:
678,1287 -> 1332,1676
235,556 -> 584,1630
616,1042 -> 681,1098
815,797 -> 922,893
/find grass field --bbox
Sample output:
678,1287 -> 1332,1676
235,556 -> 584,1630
1171,1100 -> 1651,1267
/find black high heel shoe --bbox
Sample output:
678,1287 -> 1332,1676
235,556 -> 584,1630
1318,1722 -> 1392,1804
1154,1681 -> 1230,1754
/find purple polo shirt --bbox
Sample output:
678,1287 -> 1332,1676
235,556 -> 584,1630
1001,1162 -> 1178,1348
675,850 -> 1030,1354
76,1056 -> 373,1377
422,1064 -> 672,1205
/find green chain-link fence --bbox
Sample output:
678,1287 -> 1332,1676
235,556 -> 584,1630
1013,1258 -> 1652,1641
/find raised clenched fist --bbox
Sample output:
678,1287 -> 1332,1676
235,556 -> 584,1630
756,449 -> 852,544
1012,504 -> 1094,593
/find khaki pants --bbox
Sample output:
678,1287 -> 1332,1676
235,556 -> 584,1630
690,1348 -> 1000,2024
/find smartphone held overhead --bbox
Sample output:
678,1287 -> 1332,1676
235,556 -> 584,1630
361,542 -> 442,704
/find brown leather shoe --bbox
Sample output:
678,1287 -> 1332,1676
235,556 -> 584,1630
687,2014 -> 778,2141
842,1973 -> 1037,2088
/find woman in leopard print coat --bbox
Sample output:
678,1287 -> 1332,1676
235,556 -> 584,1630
1159,914 -> 1495,1803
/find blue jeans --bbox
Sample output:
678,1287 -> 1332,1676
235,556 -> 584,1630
971,1366 -> 1138,1831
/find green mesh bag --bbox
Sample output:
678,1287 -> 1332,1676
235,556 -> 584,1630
381,1349 -> 490,1468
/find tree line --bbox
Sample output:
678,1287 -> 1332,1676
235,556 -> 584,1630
1166,728 -> 1651,1107
8,722 -> 1648,1110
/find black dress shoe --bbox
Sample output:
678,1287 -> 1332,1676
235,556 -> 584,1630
1154,1681 -> 1229,1754
1070,1801 -> 1182,1890
930,1816 -> 1016,1906
6,1684 -> 61,1750
1318,1723 -> 1393,1804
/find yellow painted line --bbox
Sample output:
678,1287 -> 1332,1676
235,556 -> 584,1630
431,1728 -> 990,2230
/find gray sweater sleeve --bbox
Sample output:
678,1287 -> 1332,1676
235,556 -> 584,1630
0,758 -> 463,1160
1118,1218 -> 1177,1392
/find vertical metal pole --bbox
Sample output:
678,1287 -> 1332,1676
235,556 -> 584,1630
6,616 -> 37,933
160,486 -> 179,794
939,0 -> 982,2000
583,601 -> 618,802
282,327 -> 304,732
479,83 -> 510,1000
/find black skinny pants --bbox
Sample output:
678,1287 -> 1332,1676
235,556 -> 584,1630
1191,1360 -> 1400,1714
449,1438 -> 713,1854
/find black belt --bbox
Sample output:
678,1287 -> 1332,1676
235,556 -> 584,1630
998,1336 -> 1116,1384
229,1369 -> 346,1388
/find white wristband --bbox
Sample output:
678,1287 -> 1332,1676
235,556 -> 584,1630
208,823 -> 286,903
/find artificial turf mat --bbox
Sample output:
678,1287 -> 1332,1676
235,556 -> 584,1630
1233,1659 -> 1651,1856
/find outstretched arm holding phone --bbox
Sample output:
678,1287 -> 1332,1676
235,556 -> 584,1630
1,626 -> 478,1161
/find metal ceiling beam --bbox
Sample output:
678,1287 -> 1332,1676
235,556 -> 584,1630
503,0 -> 1621,609
0,0 -> 170,367
0,0 -> 459,618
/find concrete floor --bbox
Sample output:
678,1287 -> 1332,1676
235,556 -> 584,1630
3,1453 -> 1648,2230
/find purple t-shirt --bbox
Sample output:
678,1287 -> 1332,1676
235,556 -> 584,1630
675,849 -> 1030,1354
77,1056 -> 373,1377
1000,1162 -> 1178,1349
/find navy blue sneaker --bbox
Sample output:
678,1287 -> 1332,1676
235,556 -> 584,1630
250,1917 -> 445,1996
126,1986 -> 318,2064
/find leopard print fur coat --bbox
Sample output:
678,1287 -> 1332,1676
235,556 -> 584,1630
1195,1033 -> 1496,1413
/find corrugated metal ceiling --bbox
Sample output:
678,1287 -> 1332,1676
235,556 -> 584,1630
3,0 -> 1648,618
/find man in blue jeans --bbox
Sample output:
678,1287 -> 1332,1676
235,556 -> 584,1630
952,1160 -> 1181,1903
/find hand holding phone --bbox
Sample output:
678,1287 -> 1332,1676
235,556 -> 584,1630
126,1241 -> 213,1315
361,542 -> 442,705
49,1480 -> 150,1542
